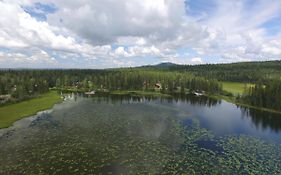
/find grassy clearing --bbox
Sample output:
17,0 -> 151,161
218,82 -> 281,114
0,91 -> 62,129
221,82 -> 254,95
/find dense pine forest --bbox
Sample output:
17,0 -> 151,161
1,60 -> 281,111
147,60 -> 281,82
240,80 -> 281,111
0,69 -> 221,105
144,61 -> 281,111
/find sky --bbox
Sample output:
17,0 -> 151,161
0,0 -> 281,68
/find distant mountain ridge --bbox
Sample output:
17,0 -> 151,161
140,60 -> 281,82
153,62 -> 178,68
148,60 -> 281,69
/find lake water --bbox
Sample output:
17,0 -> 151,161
0,94 -> 280,174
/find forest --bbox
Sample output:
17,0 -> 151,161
0,69 -> 221,105
146,61 -> 281,111
147,60 -> 281,82
0,60 -> 281,111
239,80 -> 281,111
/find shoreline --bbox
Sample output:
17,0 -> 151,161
56,88 -> 281,114
0,109 -> 53,137
109,90 -> 172,98
1,90 -> 279,131
207,94 -> 281,115
109,90 -> 281,114
0,91 -> 63,129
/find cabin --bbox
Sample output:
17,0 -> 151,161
154,83 -> 162,90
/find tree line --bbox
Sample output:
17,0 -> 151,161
144,61 -> 281,111
0,69 -> 222,104
2,60 -> 280,111
239,80 -> 281,111
148,60 -> 281,82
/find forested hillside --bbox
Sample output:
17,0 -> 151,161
1,60 -> 281,112
144,60 -> 281,111
147,60 -> 281,82
0,69 -> 221,105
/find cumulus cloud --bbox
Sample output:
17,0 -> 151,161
262,40 -> 281,56
0,1 -> 80,51
46,0 -> 188,45
192,0 -> 281,62
191,57 -> 203,64
0,49 -> 58,68
0,0 -> 281,68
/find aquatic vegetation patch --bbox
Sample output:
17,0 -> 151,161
0,97 -> 280,174
195,139 -> 224,155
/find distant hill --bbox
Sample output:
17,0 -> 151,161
148,60 -> 281,70
140,62 -> 178,69
154,62 -> 178,68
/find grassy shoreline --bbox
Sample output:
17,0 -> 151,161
0,91 -> 62,129
219,81 -> 281,114
54,86 -> 281,114
1,88 -> 280,130
207,94 -> 281,114
111,89 -> 281,114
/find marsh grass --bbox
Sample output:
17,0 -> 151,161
0,91 -> 62,128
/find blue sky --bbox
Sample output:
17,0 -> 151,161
23,2 -> 57,21
0,0 -> 281,68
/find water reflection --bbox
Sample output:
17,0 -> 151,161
172,94 -> 221,107
91,93 -> 221,107
62,92 -> 281,139
0,93 -> 280,174
240,107 -> 281,132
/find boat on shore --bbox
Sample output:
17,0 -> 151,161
192,90 -> 205,96
85,91 -> 96,95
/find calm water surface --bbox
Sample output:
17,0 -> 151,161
0,94 -> 280,174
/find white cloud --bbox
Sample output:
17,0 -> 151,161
0,1 -> 98,57
46,0 -> 188,45
191,57 -> 203,64
262,40 -> 281,56
0,0 -> 281,68
188,0 -> 281,62
113,47 -> 129,57
0,49 -> 58,68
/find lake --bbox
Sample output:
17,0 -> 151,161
0,94 -> 280,174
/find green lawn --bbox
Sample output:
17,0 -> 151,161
0,91 -> 62,129
222,82 -> 254,95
